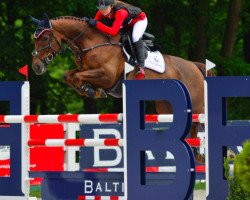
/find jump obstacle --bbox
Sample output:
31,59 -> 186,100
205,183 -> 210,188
0,81 -> 205,200
0,76 -> 250,200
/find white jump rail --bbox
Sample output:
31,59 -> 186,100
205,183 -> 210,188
83,165 -> 206,173
28,138 -> 203,147
0,113 -> 205,124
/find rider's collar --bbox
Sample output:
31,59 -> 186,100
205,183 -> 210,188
34,28 -> 51,39
106,11 -> 113,19
102,8 -> 113,19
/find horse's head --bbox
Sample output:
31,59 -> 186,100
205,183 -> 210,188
31,13 -> 61,75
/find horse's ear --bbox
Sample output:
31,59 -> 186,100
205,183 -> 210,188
43,13 -> 51,28
30,16 -> 41,26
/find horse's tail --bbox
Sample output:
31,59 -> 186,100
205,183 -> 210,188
192,62 -> 215,77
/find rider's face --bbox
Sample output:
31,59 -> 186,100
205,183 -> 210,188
99,6 -> 112,16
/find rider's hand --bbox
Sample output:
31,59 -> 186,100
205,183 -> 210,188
88,18 -> 97,27
83,17 -> 90,22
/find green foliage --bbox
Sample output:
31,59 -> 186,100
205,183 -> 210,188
227,178 -> 250,200
225,141 -> 250,200
0,71 -> 4,79
227,97 -> 250,120
234,142 -> 250,193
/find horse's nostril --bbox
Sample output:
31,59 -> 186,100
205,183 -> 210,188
32,65 -> 39,71
32,64 -> 43,75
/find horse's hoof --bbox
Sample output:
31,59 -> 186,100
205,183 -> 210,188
95,88 -> 107,98
81,83 -> 95,98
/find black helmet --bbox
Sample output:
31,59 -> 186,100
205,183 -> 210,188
96,0 -> 114,9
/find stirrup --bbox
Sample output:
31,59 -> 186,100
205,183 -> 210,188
135,66 -> 145,80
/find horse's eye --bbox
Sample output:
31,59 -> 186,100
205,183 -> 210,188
42,37 -> 49,42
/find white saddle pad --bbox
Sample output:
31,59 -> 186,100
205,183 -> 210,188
123,48 -> 166,73
145,51 -> 165,73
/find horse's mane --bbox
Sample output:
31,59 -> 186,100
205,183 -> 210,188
52,16 -> 85,22
51,16 -> 121,42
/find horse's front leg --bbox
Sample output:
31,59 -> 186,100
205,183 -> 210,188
73,68 -> 110,98
63,69 -> 83,95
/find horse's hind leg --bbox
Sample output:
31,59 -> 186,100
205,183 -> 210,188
190,122 -> 205,164
155,101 -> 205,163
190,123 -> 198,138
155,100 -> 172,114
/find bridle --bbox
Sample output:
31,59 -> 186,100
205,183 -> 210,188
32,28 -> 62,65
32,20 -> 121,69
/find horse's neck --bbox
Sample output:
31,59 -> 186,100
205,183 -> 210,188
51,18 -> 124,70
51,19 -> 88,43
51,18 -> 119,47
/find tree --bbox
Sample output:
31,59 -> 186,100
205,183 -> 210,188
221,0 -> 242,58
242,1 -> 250,63
188,0 -> 210,62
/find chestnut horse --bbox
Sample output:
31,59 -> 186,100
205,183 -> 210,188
31,15 -> 212,162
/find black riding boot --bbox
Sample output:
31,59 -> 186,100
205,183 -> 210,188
133,39 -> 145,79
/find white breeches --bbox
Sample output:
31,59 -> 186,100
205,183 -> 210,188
132,17 -> 148,43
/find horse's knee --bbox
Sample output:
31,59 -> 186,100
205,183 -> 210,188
62,74 -> 68,83
73,73 -> 85,87
62,72 -> 72,83
73,73 -> 81,82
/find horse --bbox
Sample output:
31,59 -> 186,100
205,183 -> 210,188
31,14 -> 213,163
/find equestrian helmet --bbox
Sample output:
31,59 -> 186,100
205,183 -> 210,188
96,0 -> 114,9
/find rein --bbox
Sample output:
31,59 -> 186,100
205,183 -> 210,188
81,39 -> 122,53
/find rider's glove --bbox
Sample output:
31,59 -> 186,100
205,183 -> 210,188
83,17 -> 90,22
88,18 -> 97,27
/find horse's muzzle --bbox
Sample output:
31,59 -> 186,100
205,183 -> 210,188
32,60 -> 48,75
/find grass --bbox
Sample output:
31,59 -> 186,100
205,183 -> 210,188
30,185 -> 41,198
194,181 -> 206,190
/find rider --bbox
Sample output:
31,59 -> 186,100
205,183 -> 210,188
85,0 -> 148,79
